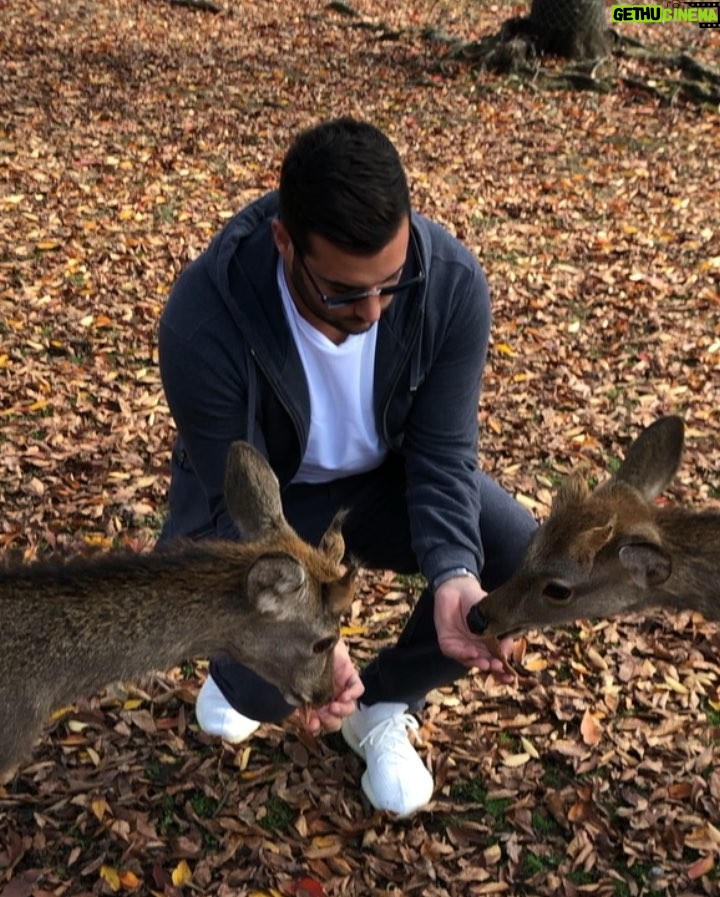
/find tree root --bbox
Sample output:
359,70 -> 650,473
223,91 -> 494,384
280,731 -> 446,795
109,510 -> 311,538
318,3 -> 719,107
428,21 -> 720,108
166,0 -> 221,12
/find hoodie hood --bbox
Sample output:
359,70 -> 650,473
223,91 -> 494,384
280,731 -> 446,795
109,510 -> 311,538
205,190 -> 431,402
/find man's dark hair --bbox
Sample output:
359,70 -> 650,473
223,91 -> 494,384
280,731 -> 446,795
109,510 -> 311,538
279,117 -> 411,256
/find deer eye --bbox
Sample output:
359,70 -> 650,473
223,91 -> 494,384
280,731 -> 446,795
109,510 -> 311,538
542,582 -> 573,604
312,636 -> 336,655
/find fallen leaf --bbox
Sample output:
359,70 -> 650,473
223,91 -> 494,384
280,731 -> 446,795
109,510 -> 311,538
580,709 -> 603,746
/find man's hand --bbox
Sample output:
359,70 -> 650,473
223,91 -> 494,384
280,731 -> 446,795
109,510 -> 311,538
434,576 -> 515,683
293,639 -> 364,735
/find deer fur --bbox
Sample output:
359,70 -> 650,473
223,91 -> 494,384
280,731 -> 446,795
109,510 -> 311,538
0,442 -> 356,777
468,416 -> 720,639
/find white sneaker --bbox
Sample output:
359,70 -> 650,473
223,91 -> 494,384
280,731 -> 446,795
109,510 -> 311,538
195,675 -> 260,743
342,702 -> 434,816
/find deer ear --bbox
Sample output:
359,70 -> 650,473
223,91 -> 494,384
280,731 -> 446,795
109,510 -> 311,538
318,511 -> 348,565
324,566 -> 357,616
224,442 -> 290,540
615,417 -> 684,500
247,554 -> 306,617
618,543 -> 671,588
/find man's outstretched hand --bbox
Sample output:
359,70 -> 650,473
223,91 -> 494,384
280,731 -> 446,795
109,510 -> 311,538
293,638 -> 364,735
434,576 -> 515,683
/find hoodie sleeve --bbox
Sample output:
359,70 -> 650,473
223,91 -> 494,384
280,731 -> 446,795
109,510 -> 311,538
159,255 -> 257,541
401,246 -> 490,588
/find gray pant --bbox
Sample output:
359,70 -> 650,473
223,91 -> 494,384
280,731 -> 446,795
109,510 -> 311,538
208,453 -> 537,721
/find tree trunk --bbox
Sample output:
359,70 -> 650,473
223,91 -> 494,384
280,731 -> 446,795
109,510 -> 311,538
529,0 -> 609,60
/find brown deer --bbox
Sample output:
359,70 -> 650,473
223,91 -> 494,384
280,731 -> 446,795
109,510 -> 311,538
0,442 -> 356,777
468,416 -> 719,639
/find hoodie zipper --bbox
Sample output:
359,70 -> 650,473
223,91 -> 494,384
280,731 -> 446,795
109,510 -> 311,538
380,292 -> 425,447
248,346 -> 308,472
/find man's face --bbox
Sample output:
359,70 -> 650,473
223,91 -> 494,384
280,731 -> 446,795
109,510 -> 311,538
273,217 -> 412,343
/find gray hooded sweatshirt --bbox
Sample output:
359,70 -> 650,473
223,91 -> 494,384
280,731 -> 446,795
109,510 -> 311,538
159,191 -> 491,588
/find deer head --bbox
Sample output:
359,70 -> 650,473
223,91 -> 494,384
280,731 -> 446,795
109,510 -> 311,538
467,417 -> 687,639
222,442 -> 357,707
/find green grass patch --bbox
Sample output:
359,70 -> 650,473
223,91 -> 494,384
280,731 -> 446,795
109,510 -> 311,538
519,849 -> 560,879
189,790 -> 218,818
449,779 -> 513,826
259,795 -> 294,833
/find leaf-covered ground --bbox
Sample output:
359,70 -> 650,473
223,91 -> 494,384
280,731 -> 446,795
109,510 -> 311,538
1,1 -> 719,895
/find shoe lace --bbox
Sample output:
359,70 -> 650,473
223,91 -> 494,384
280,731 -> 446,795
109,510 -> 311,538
357,714 -> 420,755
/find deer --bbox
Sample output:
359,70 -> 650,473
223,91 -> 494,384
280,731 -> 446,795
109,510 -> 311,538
0,442 -> 356,778
467,416 -> 720,640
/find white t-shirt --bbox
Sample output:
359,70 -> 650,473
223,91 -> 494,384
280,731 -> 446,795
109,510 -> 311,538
277,259 -> 387,484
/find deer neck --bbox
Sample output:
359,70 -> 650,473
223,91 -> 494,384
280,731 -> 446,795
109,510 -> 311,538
654,509 -> 720,619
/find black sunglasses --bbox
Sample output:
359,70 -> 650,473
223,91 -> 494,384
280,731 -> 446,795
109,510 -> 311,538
295,229 -> 425,309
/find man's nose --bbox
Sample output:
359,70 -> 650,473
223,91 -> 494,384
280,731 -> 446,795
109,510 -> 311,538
354,292 -> 384,323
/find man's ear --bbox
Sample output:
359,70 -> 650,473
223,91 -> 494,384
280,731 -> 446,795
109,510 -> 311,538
272,218 -> 293,262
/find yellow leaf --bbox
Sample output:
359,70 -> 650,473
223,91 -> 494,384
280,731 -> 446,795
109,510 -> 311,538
84,746 -> 101,767
663,675 -> 689,695
91,798 -> 110,821
123,698 -> 144,710
83,534 -> 114,549
67,719 -> 89,733
171,860 -> 192,887
486,416 -> 502,435
502,752 -> 531,767
515,493 -> 543,512
48,704 -> 75,723
100,865 -> 121,892
234,746 -> 252,771
340,624 -> 367,637
495,342 -> 514,356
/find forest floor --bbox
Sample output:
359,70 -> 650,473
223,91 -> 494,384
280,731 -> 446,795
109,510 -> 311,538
0,1 -> 719,895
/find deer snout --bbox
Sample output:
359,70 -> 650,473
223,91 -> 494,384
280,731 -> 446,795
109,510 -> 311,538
283,678 -> 335,710
466,603 -> 489,635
